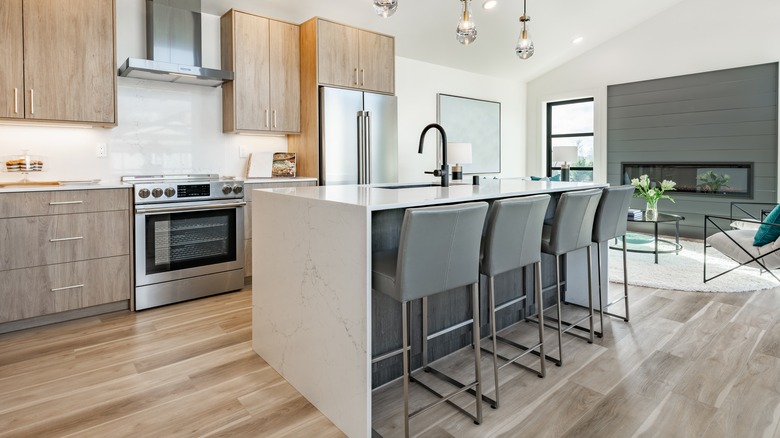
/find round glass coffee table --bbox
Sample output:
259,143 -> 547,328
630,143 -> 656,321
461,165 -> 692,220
609,211 -> 685,264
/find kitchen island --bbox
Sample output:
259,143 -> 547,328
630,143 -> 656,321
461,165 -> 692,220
251,179 -> 607,437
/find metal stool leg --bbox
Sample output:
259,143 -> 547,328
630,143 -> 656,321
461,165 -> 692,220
402,300 -> 410,438
596,243 -> 604,338
535,261 -> 546,377
586,246 -> 595,344
554,255 -> 564,366
422,296 -> 429,368
488,276 -> 500,408
471,283 -> 483,425
623,237 -> 629,321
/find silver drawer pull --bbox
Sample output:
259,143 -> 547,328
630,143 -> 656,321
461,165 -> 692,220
51,284 -> 84,292
49,201 -> 84,206
49,236 -> 84,242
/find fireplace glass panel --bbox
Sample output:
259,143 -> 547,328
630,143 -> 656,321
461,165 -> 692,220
621,163 -> 752,197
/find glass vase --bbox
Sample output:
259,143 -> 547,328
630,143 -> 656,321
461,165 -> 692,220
646,199 -> 658,220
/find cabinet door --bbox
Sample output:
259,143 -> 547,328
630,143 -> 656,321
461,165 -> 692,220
359,31 -> 394,94
22,0 -> 115,124
234,12 -> 271,131
269,20 -> 300,133
317,20 -> 359,89
0,0 -> 24,119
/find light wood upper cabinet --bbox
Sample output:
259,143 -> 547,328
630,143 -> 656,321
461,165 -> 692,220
269,20 -> 301,133
317,20 -> 360,89
231,12 -> 271,131
0,0 -> 24,120
1,0 -> 117,126
358,31 -> 394,94
313,18 -> 394,94
222,10 -> 300,134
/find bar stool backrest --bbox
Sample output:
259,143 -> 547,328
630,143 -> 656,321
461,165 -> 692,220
395,202 -> 489,302
481,195 -> 551,277
547,189 -> 603,255
592,185 -> 635,243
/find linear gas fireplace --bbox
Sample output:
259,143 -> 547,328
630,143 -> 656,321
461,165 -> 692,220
622,162 -> 753,197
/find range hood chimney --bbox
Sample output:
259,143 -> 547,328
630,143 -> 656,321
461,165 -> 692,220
118,0 -> 233,87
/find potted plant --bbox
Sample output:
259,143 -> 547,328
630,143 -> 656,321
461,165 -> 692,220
631,175 -> 676,219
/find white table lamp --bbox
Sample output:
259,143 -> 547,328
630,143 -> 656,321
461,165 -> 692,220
552,146 -> 578,181
447,143 -> 473,180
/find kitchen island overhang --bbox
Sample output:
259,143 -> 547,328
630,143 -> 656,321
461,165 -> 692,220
251,179 -> 608,437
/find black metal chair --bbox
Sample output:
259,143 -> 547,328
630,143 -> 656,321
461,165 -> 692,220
704,202 -> 780,283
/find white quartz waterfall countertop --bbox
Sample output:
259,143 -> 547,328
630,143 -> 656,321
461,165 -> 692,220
251,178 -> 607,210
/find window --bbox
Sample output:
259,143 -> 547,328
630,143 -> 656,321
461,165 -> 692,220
547,98 -> 594,181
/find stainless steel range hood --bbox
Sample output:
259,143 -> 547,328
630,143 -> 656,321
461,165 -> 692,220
118,0 -> 233,87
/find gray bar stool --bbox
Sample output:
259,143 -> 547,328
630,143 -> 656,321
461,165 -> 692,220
480,194 -> 551,409
592,185 -> 635,336
372,201 -> 488,438
540,188 -> 602,366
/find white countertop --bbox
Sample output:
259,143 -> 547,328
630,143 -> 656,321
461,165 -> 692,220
252,178 -> 607,211
244,177 -> 318,184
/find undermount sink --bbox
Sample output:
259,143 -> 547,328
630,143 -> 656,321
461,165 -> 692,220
375,183 -> 441,190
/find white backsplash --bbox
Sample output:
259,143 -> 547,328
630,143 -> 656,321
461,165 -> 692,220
0,77 -> 288,183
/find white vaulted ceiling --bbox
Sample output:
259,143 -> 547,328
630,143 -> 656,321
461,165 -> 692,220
202,0 -> 685,82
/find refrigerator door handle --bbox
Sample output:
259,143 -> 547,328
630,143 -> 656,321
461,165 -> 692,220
365,111 -> 372,184
357,111 -> 365,184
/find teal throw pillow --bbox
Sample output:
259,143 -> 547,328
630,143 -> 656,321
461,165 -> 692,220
753,205 -> 780,247
530,176 -> 542,181
550,174 -> 561,181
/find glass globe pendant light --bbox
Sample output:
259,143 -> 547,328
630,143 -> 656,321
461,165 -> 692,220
515,0 -> 533,59
456,0 -> 477,45
373,0 -> 398,18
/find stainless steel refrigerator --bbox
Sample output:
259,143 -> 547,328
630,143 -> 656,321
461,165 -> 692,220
319,87 -> 398,185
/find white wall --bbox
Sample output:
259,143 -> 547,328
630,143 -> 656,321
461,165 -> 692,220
395,57 -> 526,182
525,0 -> 780,183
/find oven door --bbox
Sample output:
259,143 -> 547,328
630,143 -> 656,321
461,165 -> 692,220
134,200 -> 245,287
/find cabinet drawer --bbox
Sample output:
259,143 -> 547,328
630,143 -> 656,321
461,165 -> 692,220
0,210 -> 129,270
0,255 -> 130,323
0,189 -> 130,218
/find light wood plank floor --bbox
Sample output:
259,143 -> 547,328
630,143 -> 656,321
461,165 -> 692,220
2,282 -> 780,437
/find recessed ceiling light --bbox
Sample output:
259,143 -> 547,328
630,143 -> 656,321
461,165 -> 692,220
571,36 -> 584,44
482,0 -> 497,10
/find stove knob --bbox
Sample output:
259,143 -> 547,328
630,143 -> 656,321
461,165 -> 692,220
138,188 -> 150,199
222,185 -> 233,195
232,184 -> 243,194
164,187 -> 176,198
152,188 -> 163,198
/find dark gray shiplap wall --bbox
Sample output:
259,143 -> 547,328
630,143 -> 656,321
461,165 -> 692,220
607,63 -> 778,239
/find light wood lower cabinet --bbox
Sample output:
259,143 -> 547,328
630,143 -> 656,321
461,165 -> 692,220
0,256 -> 129,323
0,210 -> 129,271
0,188 -> 129,218
0,188 -> 131,328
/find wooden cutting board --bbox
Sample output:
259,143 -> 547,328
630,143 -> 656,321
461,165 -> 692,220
0,181 -> 62,188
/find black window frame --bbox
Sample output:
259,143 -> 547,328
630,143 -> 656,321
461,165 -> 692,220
546,97 -> 595,179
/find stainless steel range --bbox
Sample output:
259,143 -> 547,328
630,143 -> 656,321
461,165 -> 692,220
123,174 -> 246,310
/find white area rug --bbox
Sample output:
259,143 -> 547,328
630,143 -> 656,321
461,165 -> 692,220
608,235 -> 779,293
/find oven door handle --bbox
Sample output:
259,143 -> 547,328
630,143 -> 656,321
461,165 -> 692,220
135,201 -> 246,215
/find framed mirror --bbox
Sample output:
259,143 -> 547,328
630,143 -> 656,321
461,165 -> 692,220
437,93 -> 501,174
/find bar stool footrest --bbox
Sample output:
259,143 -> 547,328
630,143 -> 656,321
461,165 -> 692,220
410,366 -> 484,422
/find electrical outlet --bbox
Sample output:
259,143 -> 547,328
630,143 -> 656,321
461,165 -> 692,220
96,143 -> 108,158
239,145 -> 249,158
